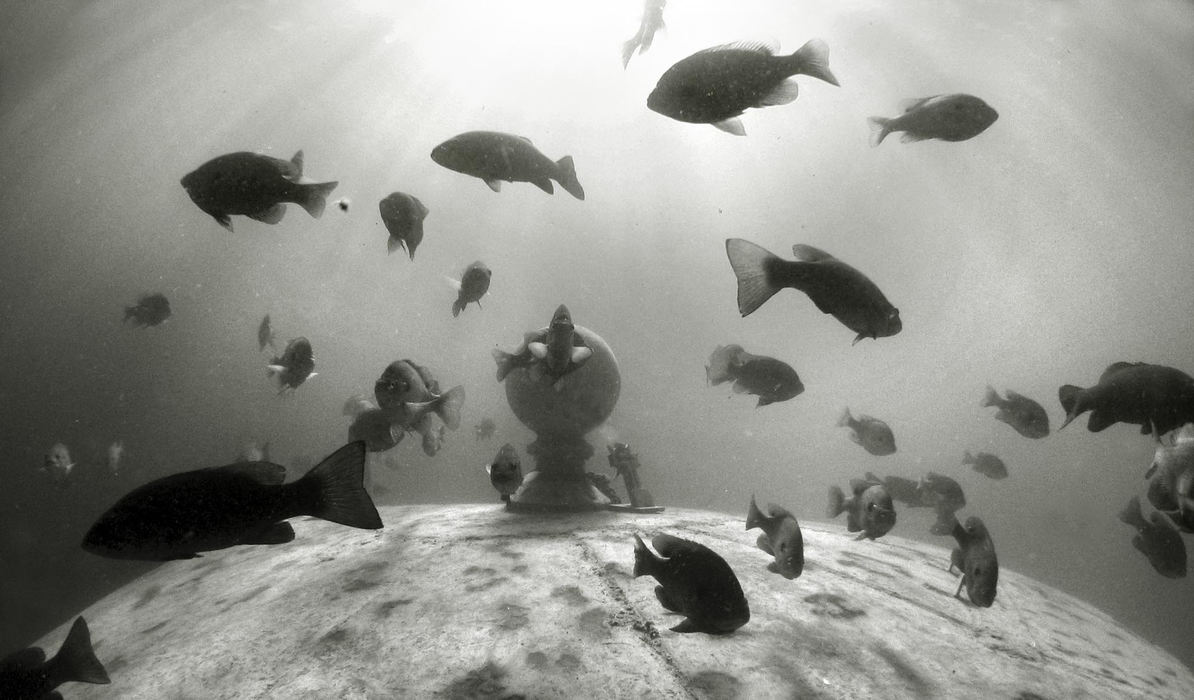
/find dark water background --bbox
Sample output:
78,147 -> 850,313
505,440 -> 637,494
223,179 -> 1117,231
2,0 -> 1193,673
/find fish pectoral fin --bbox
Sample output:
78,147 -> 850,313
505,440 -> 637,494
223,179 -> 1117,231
528,342 -> 548,359
215,214 -> 234,231
755,78 -> 800,107
242,522 -> 296,545
530,177 -> 554,194
246,203 -> 286,224
444,276 -> 462,291
712,118 -> 746,136
670,619 -> 703,634
484,179 -> 502,193
571,347 -> 593,363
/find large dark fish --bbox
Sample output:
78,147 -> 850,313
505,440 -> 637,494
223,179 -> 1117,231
0,616 -> 110,699
982,385 -> 1049,439
828,478 -> 896,540
647,39 -> 839,136
963,450 -> 1008,480
633,533 -> 750,634
869,94 -> 998,146
705,344 -> 803,407
726,239 -> 901,345
1059,362 -> 1194,439
379,192 -> 429,259
81,442 -> 382,561
838,408 -> 896,455
449,261 -> 491,317
1119,494 -> 1186,578
431,131 -> 584,200
1144,425 -> 1194,533
949,516 -> 999,607
124,293 -> 171,328
267,337 -> 316,392
745,495 -> 804,579
622,0 -> 666,68
180,151 -> 338,232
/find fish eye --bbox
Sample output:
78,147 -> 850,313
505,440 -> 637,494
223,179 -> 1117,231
867,503 -> 876,511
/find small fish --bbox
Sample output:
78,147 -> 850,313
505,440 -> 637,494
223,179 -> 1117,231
267,337 -> 317,392
1059,362 -> 1194,439
827,478 -> 896,540
745,495 -> 804,579
1119,494 -> 1187,578
257,314 -> 275,352
474,418 -> 496,441
622,0 -> 666,68
726,239 -> 901,345
448,261 -> 492,317
1144,424 -> 1194,533
106,440 -> 124,476
647,39 -> 838,135
348,408 -> 404,453
342,393 -> 377,418
963,450 -> 1008,480
838,408 -> 896,455
948,516 -> 1000,606
180,150 -> 338,232
0,616 -> 110,699
431,131 -> 584,199
336,197 -> 350,212
494,305 -> 592,385
869,94 -> 998,146
373,360 -> 464,433
486,443 -> 524,502
705,344 -> 803,407
632,533 -> 750,634
81,442 -> 382,561
379,192 -> 429,260
41,443 -> 75,485
123,293 -> 171,328
981,385 -> 1049,439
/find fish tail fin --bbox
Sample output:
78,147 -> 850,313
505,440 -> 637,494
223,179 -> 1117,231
1058,385 -> 1084,430
435,385 -> 465,430
746,494 -> 764,531
837,407 -> 853,428
555,156 -> 585,200
790,38 -> 839,86
298,442 -> 382,529
868,117 -> 892,147
632,533 -> 655,578
827,485 -> 845,518
725,238 -> 782,316
45,617 -> 109,688
492,348 -> 516,381
981,384 -> 999,408
297,180 -> 339,219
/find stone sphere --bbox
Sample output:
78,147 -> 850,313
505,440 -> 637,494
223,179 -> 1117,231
504,325 -> 620,437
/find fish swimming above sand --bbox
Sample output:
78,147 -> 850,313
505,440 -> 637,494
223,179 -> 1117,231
493,305 -> 593,386
81,442 -> 382,561
982,385 -> 1049,439
486,443 -> 523,503
431,131 -> 584,199
1059,362 -> 1194,440
706,344 -> 803,407
0,616 -> 110,699
725,239 -> 901,345
648,39 -> 839,135
746,495 -> 804,579
828,477 -> 897,540
869,94 -> 998,146
1118,494 -> 1186,579
633,533 -> 750,634
948,515 -> 999,607
838,408 -> 896,455
379,191 -> 429,260
181,150 -> 338,232
373,359 -> 464,435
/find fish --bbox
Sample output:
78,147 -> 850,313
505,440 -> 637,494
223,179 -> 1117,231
745,495 -> 804,579
1119,495 -> 1186,579
948,516 -> 1000,606
918,472 -> 967,535
486,443 -> 524,502
106,440 -> 124,476
705,344 -> 803,407
474,418 -> 496,441
963,450 -> 1008,480
622,0 -> 666,68
348,408 -> 404,453
981,385 -> 1049,439
868,472 -> 929,507
373,360 -> 465,435
431,131 -> 584,200
448,261 -> 492,317
267,337 -> 316,392
838,408 -> 896,455
647,39 -> 839,136
81,441 -> 382,561
869,94 -> 998,146
632,533 -> 750,634
0,616 -> 110,699
1144,424 -> 1194,533
180,150 -> 338,232
725,239 -> 901,345
123,293 -> 171,328
379,191 -> 429,260
1059,362 -> 1194,439
342,393 -> 377,418
41,443 -> 75,485
257,314 -> 275,352
494,305 -> 593,385
827,478 -> 897,540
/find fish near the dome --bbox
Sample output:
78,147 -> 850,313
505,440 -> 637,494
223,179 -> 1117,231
632,533 -> 749,634
745,495 -> 804,579
180,150 -> 338,232
869,94 -> 998,146
949,516 -> 1000,607
379,192 -> 429,260
431,131 -> 584,200
486,443 -> 523,502
526,304 -> 593,386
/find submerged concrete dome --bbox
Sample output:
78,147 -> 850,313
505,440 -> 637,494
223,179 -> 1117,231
44,506 -> 1194,698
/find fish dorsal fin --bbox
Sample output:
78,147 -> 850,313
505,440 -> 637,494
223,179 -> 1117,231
791,244 -> 836,262
899,96 -> 939,113
1100,361 -> 1142,383
756,78 -> 800,107
695,39 -> 779,57
222,461 -> 287,485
